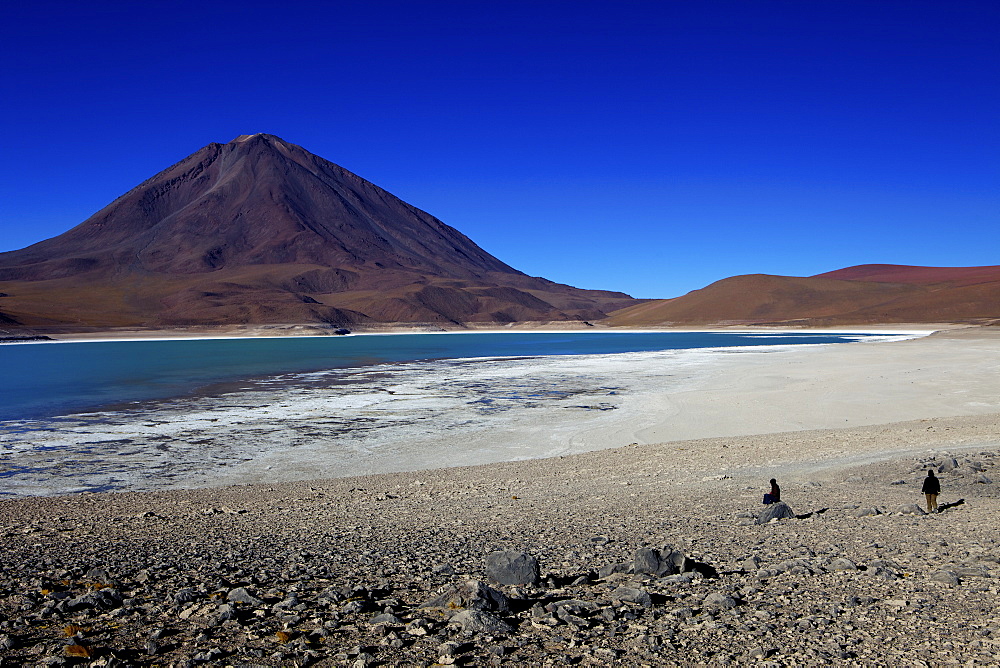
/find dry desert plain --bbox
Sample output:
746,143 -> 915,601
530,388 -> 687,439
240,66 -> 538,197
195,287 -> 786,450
1,327 -> 999,666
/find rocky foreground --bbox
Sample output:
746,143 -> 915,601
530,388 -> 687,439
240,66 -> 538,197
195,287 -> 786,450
1,428 -> 999,667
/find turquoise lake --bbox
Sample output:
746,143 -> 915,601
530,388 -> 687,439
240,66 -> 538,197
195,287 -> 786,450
1,331 -> 886,421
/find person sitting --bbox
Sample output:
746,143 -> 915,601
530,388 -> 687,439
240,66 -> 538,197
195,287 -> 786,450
763,478 -> 780,504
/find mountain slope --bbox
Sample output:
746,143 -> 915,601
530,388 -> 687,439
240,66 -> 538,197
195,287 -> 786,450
0,134 -> 636,330
606,264 -> 1000,326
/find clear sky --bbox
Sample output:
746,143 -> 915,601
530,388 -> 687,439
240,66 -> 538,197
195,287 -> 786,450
1,1 -> 997,299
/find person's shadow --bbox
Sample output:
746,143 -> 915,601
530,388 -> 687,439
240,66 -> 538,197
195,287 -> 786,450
938,498 -> 965,512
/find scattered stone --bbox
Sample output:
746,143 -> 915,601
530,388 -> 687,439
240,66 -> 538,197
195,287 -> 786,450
633,546 -> 686,576
895,504 -> 926,515
449,609 -> 514,635
369,613 -> 402,626
930,570 -> 961,586
703,592 -> 738,609
485,550 -> 540,586
0,444 -> 996,665
610,586 -> 652,607
598,561 -> 631,578
756,502 -> 795,524
828,558 -> 858,571
421,580 -> 511,613
939,458 -> 960,472
67,588 -> 121,611
227,587 -> 264,606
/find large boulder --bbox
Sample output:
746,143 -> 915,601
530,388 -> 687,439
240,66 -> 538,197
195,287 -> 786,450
420,580 -> 511,614
828,557 -> 858,571
448,609 -> 514,635
895,504 -> 927,515
930,570 -> 960,586
610,586 -> 652,607
703,592 -> 739,610
633,546 -> 687,576
227,587 -> 264,606
485,550 -> 540,586
67,588 -> 122,611
756,502 -> 795,524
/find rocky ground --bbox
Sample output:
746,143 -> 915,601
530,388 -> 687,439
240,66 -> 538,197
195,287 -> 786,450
1,423 -> 998,667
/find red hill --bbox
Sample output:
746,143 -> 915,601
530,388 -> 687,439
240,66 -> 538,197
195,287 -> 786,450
608,264 -> 1000,327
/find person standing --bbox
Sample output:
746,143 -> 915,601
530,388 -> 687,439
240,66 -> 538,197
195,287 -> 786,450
922,469 -> 941,513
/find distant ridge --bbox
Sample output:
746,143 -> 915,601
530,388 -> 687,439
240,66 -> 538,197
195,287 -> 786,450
812,264 -> 1000,287
607,264 -> 1000,327
0,134 -> 637,331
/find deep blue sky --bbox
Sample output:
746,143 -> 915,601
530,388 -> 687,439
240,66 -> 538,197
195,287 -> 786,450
1,1 -> 997,298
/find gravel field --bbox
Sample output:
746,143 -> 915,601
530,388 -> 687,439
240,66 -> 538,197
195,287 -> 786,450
2,412 -> 998,667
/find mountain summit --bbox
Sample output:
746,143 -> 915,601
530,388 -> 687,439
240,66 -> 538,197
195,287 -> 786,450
0,135 -> 636,330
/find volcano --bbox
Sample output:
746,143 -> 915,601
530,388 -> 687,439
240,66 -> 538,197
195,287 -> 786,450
0,134 -> 637,331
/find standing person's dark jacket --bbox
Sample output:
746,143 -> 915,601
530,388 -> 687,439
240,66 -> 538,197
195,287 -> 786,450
922,472 -> 941,494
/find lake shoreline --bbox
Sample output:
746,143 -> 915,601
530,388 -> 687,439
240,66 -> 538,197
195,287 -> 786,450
3,328 -> 996,500
3,321 -> 955,344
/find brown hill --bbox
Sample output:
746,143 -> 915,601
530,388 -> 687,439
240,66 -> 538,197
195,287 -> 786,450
812,264 -> 1000,287
0,134 -> 636,331
607,264 -> 1000,327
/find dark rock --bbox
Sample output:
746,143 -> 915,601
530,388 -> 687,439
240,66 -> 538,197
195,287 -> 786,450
67,588 -> 122,611
756,502 -> 795,524
485,550 -> 540,586
341,599 -> 371,614
215,603 -> 238,622
226,587 -> 264,606
448,609 -> 514,635
828,558 -> 858,571
598,562 -> 631,579
173,588 -> 199,603
930,570 -> 960,586
896,504 -> 926,515
633,546 -> 686,576
939,458 -> 959,472
610,586 -> 652,607
370,613 -> 402,626
421,580 -> 511,614
703,592 -> 738,610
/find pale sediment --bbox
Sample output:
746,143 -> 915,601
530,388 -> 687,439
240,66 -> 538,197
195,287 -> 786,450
0,329 -> 998,665
3,328 -> 997,498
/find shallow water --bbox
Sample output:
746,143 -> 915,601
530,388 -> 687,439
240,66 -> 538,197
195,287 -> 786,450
2,331 -> 885,420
